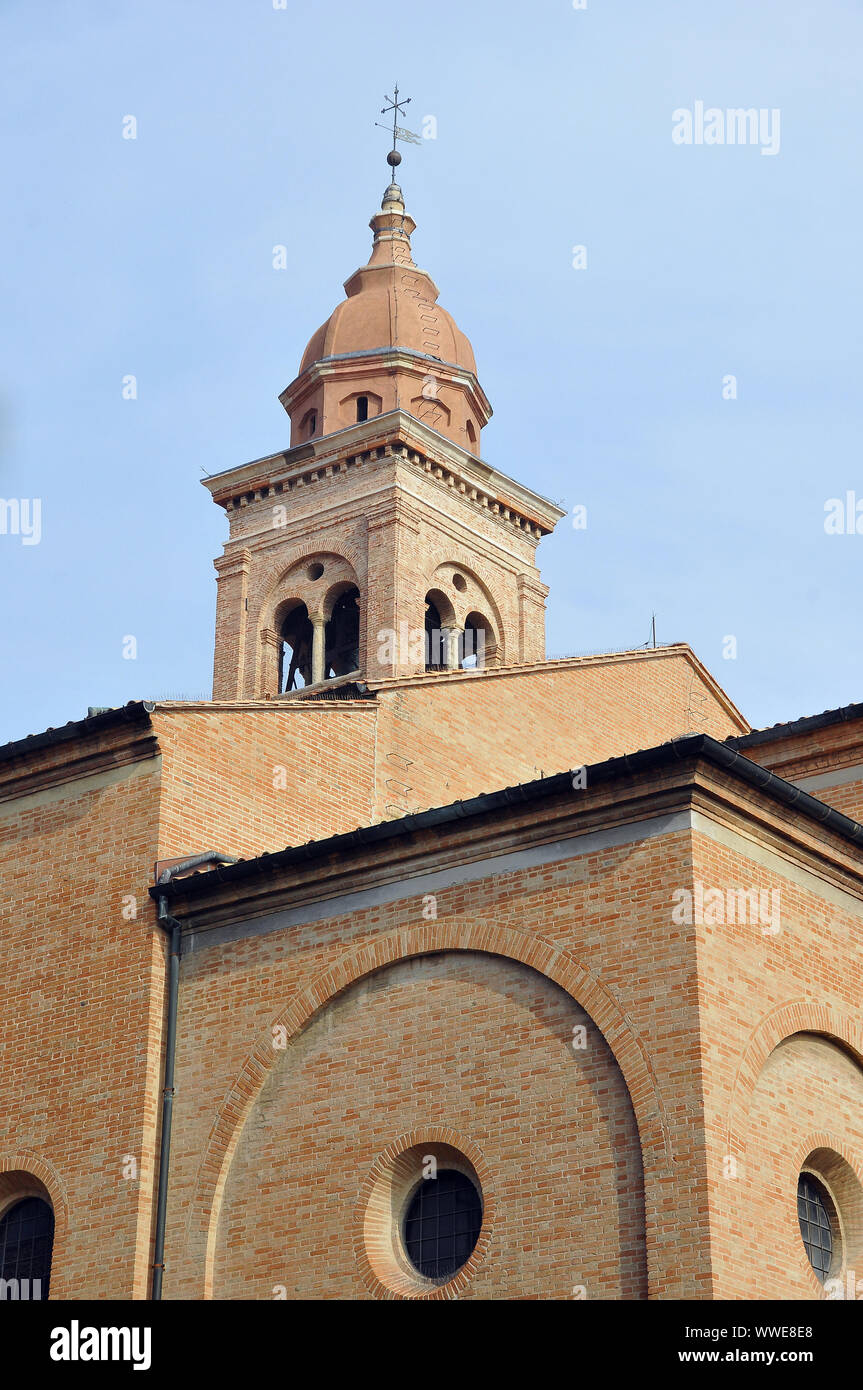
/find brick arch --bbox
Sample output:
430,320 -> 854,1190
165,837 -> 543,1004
191,920 -> 672,1299
0,1151 -> 70,1292
725,1001 -> 863,1158
258,547 -> 362,635
354,1127 -> 494,1300
424,552 -> 507,663
0,1151 -> 68,1229
791,1131 -> 863,1296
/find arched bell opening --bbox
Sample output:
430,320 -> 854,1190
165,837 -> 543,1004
460,611 -> 496,670
324,586 -> 360,678
424,589 -> 456,671
278,601 -> 313,691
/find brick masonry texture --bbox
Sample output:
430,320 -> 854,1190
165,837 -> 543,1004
2,176 -> 862,1300
2,682 -> 862,1299
209,955 -> 646,1300
153,759 -> 863,1301
145,644 -> 747,863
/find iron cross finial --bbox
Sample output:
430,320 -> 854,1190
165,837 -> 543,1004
375,83 -> 421,175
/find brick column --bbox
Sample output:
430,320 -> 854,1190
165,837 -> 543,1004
366,493 -> 422,680
258,627 -> 282,697
516,573 -> 549,663
212,548 -> 251,700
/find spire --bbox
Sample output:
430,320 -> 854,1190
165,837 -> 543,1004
367,180 -> 416,268
281,93 -> 490,451
369,86 -> 421,266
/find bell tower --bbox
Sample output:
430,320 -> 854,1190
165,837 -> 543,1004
205,110 -> 564,700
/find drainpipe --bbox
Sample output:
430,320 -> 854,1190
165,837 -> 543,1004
150,851 -> 237,1300
151,895 -> 180,1301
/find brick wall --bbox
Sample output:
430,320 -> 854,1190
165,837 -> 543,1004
690,824 -> 863,1298
152,704 -> 378,860
156,758 -> 863,1301
0,723 -> 164,1299
162,823 -> 696,1299
371,647 -> 745,818
211,954 -> 646,1299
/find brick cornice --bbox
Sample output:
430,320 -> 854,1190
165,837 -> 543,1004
0,706 -> 159,804
0,732 -> 160,804
203,412 -> 564,541
154,748 -> 863,933
213,547 -> 251,578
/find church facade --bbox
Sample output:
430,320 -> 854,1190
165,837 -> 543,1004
1,173 -> 862,1301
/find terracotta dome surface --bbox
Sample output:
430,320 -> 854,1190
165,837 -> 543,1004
299,183 -> 477,377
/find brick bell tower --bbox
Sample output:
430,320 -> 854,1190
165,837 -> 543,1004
205,150 -> 564,700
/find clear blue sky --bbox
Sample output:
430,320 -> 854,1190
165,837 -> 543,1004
1,0 -> 861,744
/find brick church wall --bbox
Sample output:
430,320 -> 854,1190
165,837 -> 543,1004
0,724 -> 165,1299
151,704 -> 378,859
689,822 -> 863,1298
160,808 -> 707,1300
371,647 -> 745,819
211,954 -> 647,1299
734,716 -> 863,824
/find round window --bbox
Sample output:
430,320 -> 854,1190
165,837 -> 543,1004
452,572 -> 467,592
797,1173 -> 838,1283
306,562 -> 324,581
403,1169 -> 482,1280
360,1139 -> 488,1296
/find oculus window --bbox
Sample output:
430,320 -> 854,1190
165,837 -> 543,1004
403,1169 -> 482,1280
797,1173 -> 836,1283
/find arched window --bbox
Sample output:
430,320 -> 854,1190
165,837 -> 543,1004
424,589 -> 457,672
324,587 -> 360,677
356,396 -> 369,423
460,612 -> 493,670
298,408 -> 318,439
279,602 -> 313,691
0,1197 -> 54,1299
424,599 -> 447,671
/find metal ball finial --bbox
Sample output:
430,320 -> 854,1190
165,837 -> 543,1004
376,86 -> 420,182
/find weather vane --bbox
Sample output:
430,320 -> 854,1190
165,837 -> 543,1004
376,84 -> 421,177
